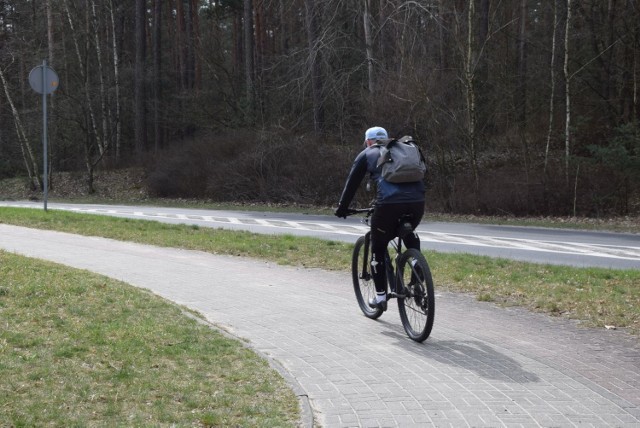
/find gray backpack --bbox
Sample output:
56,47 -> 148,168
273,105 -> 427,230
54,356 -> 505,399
375,136 -> 426,183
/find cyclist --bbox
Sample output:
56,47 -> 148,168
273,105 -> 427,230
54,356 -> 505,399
335,126 -> 425,311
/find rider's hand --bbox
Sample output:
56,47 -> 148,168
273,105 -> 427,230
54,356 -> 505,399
334,206 -> 349,219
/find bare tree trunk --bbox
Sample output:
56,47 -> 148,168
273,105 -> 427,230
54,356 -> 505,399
153,0 -> 163,153
63,0 -> 102,156
544,0 -> 558,178
573,162 -> 579,216
277,0 -> 286,56
304,0 -> 324,134
134,0 -> 147,156
465,0 -> 479,192
46,0 -> 54,65
191,0 -> 201,89
363,0 -> 375,94
477,0 -> 490,82
0,66 -> 41,190
634,12 -> 639,120
90,0 -> 109,156
564,0 -> 572,185
378,0 -> 386,67
174,0 -> 185,89
516,0 -> 528,124
185,0 -> 195,89
397,6 -> 409,76
243,0 -> 254,116
515,0 -> 531,203
438,1 -> 448,70
254,0 -> 264,69
108,0 -> 122,161
45,0 -> 55,189
84,132 -> 95,194
232,9 -> 243,75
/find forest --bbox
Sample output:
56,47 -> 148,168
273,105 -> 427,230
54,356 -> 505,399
0,0 -> 639,217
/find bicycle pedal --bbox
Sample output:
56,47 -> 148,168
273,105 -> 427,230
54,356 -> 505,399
387,292 -> 405,299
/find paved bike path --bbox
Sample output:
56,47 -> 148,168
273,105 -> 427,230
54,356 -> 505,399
2,224 -> 640,427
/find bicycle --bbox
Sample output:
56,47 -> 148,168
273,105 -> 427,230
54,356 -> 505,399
348,208 -> 435,342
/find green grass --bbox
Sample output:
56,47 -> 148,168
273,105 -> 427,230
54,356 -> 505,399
0,251 -> 299,427
1,206 -> 639,335
0,207 -> 354,270
427,251 -> 640,330
0,207 -> 639,424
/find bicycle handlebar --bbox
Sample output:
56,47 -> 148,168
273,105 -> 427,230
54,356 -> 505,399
346,208 -> 374,216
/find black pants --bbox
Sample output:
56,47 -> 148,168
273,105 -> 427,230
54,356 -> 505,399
370,202 -> 424,295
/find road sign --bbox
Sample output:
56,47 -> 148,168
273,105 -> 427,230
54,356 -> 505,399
28,64 -> 59,95
29,60 -> 59,211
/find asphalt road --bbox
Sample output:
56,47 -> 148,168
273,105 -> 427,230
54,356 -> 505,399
1,201 -> 639,270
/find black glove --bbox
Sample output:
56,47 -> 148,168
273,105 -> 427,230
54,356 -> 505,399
334,206 -> 349,219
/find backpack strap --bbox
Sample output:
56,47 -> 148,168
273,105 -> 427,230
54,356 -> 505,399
397,135 -> 427,165
372,138 -> 395,148
384,138 -> 398,149
375,138 -> 396,167
374,136 -> 426,167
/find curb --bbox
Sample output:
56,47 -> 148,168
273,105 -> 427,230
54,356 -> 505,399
181,310 -> 315,428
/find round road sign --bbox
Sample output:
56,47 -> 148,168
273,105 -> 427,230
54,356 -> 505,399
29,65 -> 59,94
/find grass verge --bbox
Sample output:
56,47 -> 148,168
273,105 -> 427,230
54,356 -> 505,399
35,198 -> 640,234
0,251 -> 299,426
1,207 -> 639,335
427,252 -> 640,332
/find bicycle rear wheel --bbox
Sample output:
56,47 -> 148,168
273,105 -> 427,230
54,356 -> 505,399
396,248 -> 435,342
351,236 -> 383,319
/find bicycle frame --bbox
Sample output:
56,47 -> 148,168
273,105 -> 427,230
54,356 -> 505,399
356,209 -> 406,299
348,207 -> 435,342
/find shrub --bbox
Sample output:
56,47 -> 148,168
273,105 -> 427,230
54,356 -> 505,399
147,130 -> 355,205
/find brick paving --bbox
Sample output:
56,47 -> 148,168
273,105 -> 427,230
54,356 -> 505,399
2,224 -> 640,427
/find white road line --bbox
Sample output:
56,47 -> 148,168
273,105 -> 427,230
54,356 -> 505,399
412,228 -> 640,261
3,203 -> 639,263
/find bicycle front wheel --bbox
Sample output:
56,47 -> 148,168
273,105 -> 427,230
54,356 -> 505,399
352,236 -> 383,319
396,249 -> 435,342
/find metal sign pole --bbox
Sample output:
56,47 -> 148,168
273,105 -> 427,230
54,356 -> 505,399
29,61 -> 58,212
42,60 -> 48,212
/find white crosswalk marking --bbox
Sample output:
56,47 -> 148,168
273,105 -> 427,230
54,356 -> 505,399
2,203 -> 639,264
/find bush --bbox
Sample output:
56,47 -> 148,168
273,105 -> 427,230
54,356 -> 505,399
146,130 -> 356,206
146,128 -> 640,216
